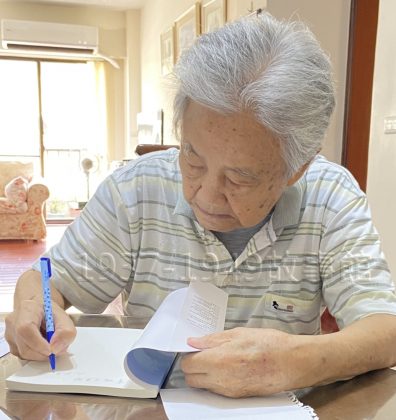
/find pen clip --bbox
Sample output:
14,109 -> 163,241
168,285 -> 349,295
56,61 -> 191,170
40,257 -> 52,278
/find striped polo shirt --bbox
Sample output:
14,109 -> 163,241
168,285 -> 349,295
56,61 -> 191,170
34,149 -> 396,334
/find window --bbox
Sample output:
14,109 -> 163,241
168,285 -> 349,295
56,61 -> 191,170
0,59 -> 108,220
0,60 -> 40,169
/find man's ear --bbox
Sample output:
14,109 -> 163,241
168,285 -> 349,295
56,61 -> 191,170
286,161 -> 311,186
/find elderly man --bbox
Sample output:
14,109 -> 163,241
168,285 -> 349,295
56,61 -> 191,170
5,12 -> 396,398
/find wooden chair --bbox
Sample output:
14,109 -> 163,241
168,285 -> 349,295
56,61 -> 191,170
135,144 -> 179,156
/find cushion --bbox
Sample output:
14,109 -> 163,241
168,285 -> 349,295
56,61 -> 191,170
0,161 -> 33,195
0,176 -> 28,214
0,197 -> 26,214
5,176 -> 28,202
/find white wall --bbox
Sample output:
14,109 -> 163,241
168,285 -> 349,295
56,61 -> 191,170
139,0 -> 350,163
139,0 -> 272,146
367,0 -> 396,278
139,0 -> 197,146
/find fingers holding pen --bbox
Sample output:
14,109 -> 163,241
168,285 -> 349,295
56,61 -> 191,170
5,298 -> 76,362
5,300 -> 50,361
50,303 -> 77,355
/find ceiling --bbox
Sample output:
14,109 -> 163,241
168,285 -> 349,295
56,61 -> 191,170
1,0 -> 145,11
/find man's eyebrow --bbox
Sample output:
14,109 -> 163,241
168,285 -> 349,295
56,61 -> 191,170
225,167 -> 260,180
182,142 -> 201,158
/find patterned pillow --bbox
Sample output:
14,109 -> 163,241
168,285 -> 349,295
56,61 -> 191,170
0,176 -> 28,214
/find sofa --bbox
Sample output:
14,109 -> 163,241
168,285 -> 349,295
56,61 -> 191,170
0,161 -> 49,240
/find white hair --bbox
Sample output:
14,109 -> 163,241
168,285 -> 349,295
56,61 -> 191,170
172,12 -> 335,177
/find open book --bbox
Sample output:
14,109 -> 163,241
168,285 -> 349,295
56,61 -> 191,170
6,281 -> 228,398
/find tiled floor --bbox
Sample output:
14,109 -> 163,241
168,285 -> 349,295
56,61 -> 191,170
0,225 -> 66,313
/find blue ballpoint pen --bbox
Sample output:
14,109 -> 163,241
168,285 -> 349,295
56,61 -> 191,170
40,257 -> 56,370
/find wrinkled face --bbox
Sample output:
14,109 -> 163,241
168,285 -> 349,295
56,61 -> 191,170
179,101 -> 289,232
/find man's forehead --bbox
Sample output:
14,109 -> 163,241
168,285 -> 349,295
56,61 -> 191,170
182,101 -> 286,174
182,102 -> 281,153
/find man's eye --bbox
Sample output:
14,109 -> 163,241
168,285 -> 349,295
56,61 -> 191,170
185,159 -> 204,169
183,159 -> 205,178
188,162 -> 204,169
226,177 -> 254,188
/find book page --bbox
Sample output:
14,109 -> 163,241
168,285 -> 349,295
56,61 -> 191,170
0,408 -> 12,420
6,327 -> 159,398
0,321 -> 10,358
160,388 -> 317,420
130,281 -> 227,353
124,281 -> 228,385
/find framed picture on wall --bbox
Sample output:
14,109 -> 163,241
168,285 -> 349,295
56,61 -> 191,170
174,3 -> 201,62
160,26 -> 175,76
202,0 -> 227,33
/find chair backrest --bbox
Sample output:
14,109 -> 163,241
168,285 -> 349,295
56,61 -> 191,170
135,144 -> 179,156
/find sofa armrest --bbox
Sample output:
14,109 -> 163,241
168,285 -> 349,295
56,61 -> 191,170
27,180 -> 49,207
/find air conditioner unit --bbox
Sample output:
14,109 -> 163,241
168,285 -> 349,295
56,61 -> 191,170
0,19 -> 118,68
1,19 -> 98,53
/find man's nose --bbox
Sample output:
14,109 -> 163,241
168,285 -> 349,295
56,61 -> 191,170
198,172 -> 226,206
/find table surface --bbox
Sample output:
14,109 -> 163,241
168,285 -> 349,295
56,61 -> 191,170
1,314 -> 396,420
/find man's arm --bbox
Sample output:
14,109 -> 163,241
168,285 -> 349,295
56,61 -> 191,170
5,269 -> 76,361
181,313 -> 396,398
13,269 -> 70,310
6,174 -> 135,361
313,313 -> 396,385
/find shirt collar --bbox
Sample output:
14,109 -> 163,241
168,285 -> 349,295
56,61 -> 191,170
174,185 -> 196,219
272,176 -> 305,231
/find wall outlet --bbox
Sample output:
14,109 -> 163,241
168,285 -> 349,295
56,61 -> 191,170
384,116 -> 396,134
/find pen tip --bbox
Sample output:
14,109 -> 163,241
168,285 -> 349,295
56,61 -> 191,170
49,353 -> 56,371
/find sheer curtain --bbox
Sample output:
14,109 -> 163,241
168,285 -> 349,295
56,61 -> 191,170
0,60 -> 41,172
41,61 -> 109,214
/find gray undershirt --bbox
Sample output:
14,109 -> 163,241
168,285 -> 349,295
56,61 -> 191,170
212,211 -> 273,260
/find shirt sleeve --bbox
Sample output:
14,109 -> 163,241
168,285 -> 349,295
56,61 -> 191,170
32,175 -> 132,313
320,194 -> 396,329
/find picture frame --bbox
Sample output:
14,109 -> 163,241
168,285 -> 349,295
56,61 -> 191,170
202,0 -> 227,34
174,3 -> 201,62
160,26 -> 175,76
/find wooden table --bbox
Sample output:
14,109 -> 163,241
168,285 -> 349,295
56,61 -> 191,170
1,314 -> 396,419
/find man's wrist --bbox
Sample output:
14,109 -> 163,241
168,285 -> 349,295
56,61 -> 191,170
289,315 -> 396,391
287,333 -> 342,389
296,331 -> 364,387
14,269 -> 66,311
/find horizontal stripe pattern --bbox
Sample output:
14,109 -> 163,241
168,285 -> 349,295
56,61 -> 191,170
33,150 -> 396,333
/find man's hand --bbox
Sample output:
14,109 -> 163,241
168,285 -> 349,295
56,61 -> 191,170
181,315 -> 396,398
181,327 -> 313,398
5,269 -> 76,361
5,299 -> 76,361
